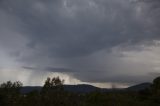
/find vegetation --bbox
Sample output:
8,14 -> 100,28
0,76 -> 160,106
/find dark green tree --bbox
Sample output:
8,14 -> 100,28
149,76 -> 160,103
42,77 -> 64,92
152,76 -> 160,90
0,81 -> 23,106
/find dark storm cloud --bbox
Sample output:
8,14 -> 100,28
26,0 -> 160,57
26,0 -> 159,58
1,0 -> 159,58
0,0 -> 160,85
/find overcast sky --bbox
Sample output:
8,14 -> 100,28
0,0 -> 160,88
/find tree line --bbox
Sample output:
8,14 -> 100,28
0,76 -> 160,106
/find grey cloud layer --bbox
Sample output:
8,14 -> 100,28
0,0 -> 160,84
1,0 -> 159,57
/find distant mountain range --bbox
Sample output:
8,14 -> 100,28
21,83 -> 152,94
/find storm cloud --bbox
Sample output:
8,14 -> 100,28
0,0 -> 160,87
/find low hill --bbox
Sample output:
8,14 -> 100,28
21,83 -> 152,93
126,82 -> 152,91
21,84 -> 99,93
